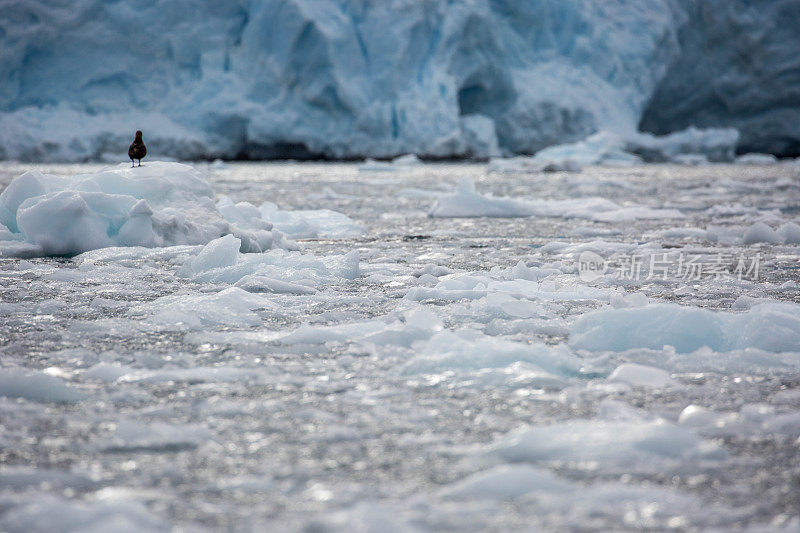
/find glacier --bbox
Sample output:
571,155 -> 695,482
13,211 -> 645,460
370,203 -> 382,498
1,0 -> 798,161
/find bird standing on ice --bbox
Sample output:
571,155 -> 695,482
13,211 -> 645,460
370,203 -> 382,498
128,130 -> 147,167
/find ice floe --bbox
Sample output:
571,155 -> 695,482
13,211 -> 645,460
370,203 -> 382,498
0,369 -> 87,403
429,178 -> 683,220
570,302 -> 800,353
0,162 -> 364,257
481,400 -> 727,475
0,162 -> 275,256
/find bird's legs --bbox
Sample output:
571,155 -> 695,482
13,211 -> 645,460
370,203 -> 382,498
131,160 -> 135,167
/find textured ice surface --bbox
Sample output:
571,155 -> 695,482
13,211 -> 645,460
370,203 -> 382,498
1,161 -> 799,531
2,2 -> 799,161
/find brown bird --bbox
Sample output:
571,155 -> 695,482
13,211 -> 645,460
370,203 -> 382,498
128,130 -> 147,167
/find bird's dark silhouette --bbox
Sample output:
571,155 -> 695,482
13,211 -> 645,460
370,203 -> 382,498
128,130 -> 147,167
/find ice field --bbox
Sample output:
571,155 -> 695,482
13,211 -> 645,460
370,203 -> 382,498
1,160 -> 799,531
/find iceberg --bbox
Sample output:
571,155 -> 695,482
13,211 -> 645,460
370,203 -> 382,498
0,161 -> 366,257
1,1 -> 797,160
0,162 -> 271,256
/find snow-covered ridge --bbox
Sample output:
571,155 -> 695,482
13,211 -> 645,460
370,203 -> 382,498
1,0 -> 797,161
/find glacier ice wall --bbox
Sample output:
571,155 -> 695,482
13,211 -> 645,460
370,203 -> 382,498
640,0 -> 800,157
0,0 -> 796,161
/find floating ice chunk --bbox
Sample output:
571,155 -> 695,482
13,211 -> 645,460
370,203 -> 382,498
0,368 -> 87,403
311,501 -> 419,533
570,302 -> 800,353
429,179 -> 681,220
735,153 -> 779,165
116,199 -> 156,247
0,495 -> 166,533
17,191 -> 119,255
0,170 -> 49,232
501,260 -> 562,281
428,180 -> 535,218
362,307 -> 444,347
412,264 -> 455,278
129,287 -> 275,329
188,248 -> 359,288
327,250 -> 360,279
401,330 -> 581,381
609,292 -> 649,308
439,456 -> 738,528
97,419 -> 212,452
358,159 -> 397,172
358,154 -> 422,172
627,127 -> 739,162
677,405 -> 729,430
117,366 -> 265,384
607,363 -> 675,388
679,404 -> 800,439
671,153 -> 708,165
0,162 -> 289,256
277,321 -> 387,345
0,468 -> 97,492
591,206 -> 684,222
215,197 -> 277,251
408,267 -> 615,305
731,295 -> 777,309
275,309 -> 442,348
777,222 -> 800,244
234,275 -> 317,295
189,234 -> 241,274
216,197 -> 271,230
488,156 -> 583,174
742,222 -> 781,244
531,131 -> 642,167
483,402 -> 726,474
82,363 -> 135,383
442,464 -> 571,499
392,154 -> 423,166
657,227 -> 717,241
259,202 -> 365,239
